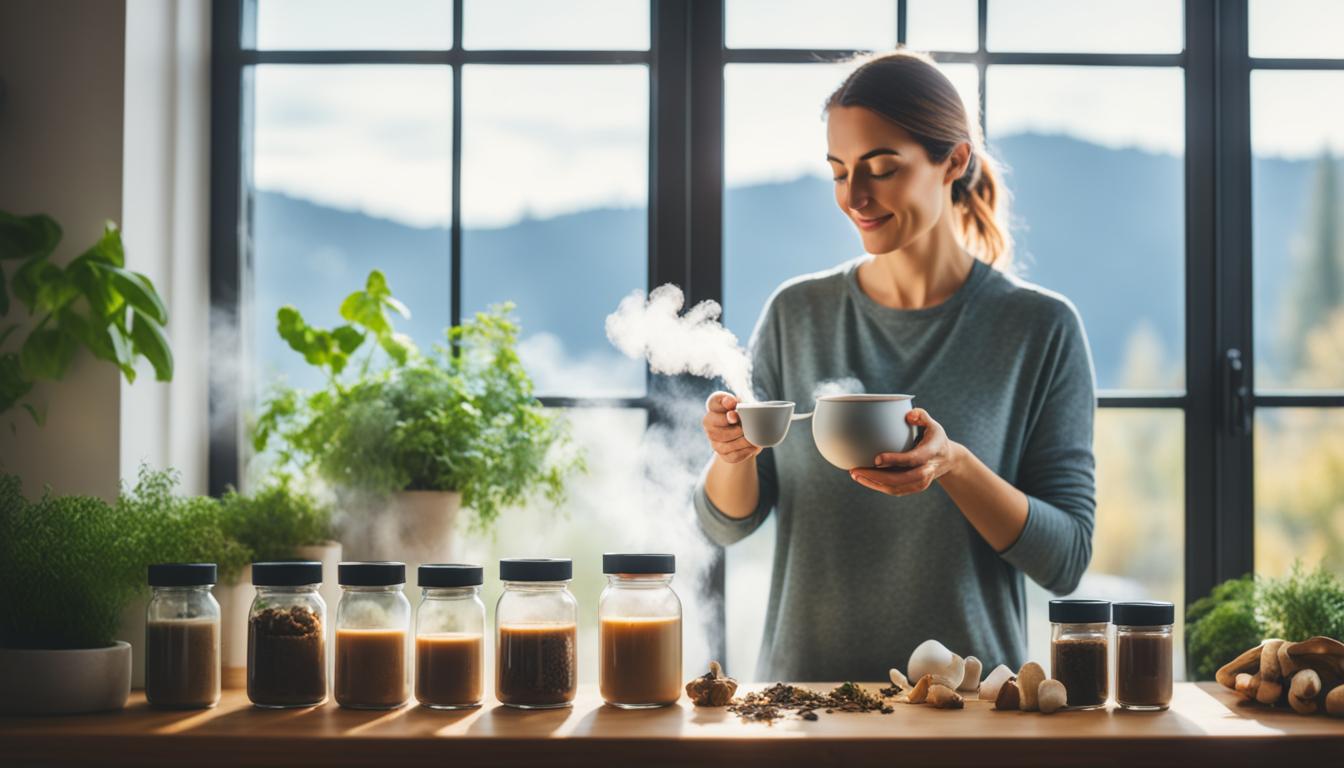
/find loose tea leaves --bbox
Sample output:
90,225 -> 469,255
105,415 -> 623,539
727,682 -> 893,724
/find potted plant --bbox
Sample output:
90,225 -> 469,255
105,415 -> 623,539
0,468 -> 247,714
0,212 -> 172,425
253,270 -> 582,567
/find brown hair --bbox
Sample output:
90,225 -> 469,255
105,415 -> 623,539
825,50 -> 1011,266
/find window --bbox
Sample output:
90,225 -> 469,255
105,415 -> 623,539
213,1 -> 1344,680
1248,0 -> 1344,579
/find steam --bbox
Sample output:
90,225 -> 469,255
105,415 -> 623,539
812,376 -> 866,400
605,285 -> 756,402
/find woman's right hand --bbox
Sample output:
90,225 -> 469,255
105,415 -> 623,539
703,391 -> 763,464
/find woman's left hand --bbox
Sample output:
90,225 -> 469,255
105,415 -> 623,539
849,408 -> 963,496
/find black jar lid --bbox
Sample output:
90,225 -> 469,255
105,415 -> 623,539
500,558 -> 572,582
419,563 -> 484,588
1113,601 -> 1174,626
149,563 -> 217,587
603,553 -> 675,574
252,560 -> 323,586
1049,599 -> 1111,623
338,561 -> 406,586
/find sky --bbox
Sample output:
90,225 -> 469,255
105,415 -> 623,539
250,0 -> 1344,229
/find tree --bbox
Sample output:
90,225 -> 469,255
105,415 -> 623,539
1281,151 -> 1344,379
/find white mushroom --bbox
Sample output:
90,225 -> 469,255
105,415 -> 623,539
908,639 -> 966,690
888,668 -> 911,691
1017,662 -> 1046,712
1038,679 -> 1068,714
959,656 -> 983,693
979,664 -> 1015,702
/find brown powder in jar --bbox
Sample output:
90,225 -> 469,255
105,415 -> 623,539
247,606 -> 326,708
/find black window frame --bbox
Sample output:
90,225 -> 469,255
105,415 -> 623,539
210,0 -> 1344,666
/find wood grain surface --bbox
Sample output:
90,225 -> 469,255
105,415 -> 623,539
1,682 -> 1340,767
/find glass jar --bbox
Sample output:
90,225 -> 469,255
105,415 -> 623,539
415,564 -> 486,710
495,558 -> 578,709
1049,599 -> 1111,710
335,562 -> 411,710
1114,601 -> 1174,711
146,563 -> 221,710
247,561 -> 327,709
598,553 -> 682,709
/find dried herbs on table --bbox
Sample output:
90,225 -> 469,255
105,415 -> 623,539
727,682 -> 894,724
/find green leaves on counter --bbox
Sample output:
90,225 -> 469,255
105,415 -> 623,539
1186,563 -> 1344,680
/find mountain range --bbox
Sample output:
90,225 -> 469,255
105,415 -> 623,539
252,132 -> 1324,396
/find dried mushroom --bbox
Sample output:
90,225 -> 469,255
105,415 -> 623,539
686,661 -> 738,707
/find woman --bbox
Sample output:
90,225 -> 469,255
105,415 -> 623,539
695,51 -> 1097,683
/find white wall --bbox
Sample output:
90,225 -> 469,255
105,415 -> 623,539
0,0 -> 127,501
120,0 -> 211,495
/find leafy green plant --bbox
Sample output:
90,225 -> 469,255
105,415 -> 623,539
1259,562 -> 1344,643
1186,563 -> 1344,680
1186,574 -> 1264,681
0,476 -> 142,649
0,466 -> 336,650
253,270 -> 582,529
114,466 -> 251,584
0,211 -> 173,424
219,477 -> 333,562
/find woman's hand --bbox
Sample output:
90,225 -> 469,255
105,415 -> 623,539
703,391 -> 763,465
849,408 -> 964,496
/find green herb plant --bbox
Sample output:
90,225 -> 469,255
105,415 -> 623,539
219,477 -> 334,562
253,270 -> 582,530
0,211 -> 173,425
1186,562 -> 1344,680
0,467 -> 332,650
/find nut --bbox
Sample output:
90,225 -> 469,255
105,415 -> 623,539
994,679 -> 1021,711
1017,662 -> 1046,712
1037,679 -> 1067,714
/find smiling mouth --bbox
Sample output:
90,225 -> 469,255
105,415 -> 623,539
855,214 -> 893,231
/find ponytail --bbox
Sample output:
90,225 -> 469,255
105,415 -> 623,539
951,148 -> 1011,266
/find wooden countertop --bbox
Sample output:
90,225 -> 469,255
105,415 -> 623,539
1,683 -> 1340,767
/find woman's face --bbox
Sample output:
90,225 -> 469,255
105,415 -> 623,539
826,105 -> 966,255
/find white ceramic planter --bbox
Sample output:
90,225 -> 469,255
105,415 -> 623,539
0,641 -> 131,715
341,490 -> 462,585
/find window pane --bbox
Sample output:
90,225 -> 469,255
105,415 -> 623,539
1026,409 -> 1186,679
461,66 -> 648,398
1250,0 -> 1344,59
987,66 -> 1185,392
906,0 -> 978,53
453,408 -> 715,684
251,65 -> 451,397
723,62 -> 979,341
1252,71 -> 1344,391
987,0 -> 1182,53
255,0 -> 453,50
1255,409 -> 1344,578
463,0 -> 649,50
725,0 -> 897,50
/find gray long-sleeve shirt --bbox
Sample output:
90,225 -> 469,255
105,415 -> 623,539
695,257 -> 1097,682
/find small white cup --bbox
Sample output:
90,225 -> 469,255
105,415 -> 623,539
734,401 -> 797,447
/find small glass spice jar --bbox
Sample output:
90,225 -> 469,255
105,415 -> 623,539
335,562 -> 411,710
496,558 -> 578,709
599,553 -> 682,709
1114,601 -> 1174,711
146,563 -> 221,710
1049,599 -> 1111,710
248,561 -> 327,709
415,564 -> 486,710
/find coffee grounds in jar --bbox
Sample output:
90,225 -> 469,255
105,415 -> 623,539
1052,636 -> 1108,707
248,606 -> 326,707
497,624 -> 577,707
